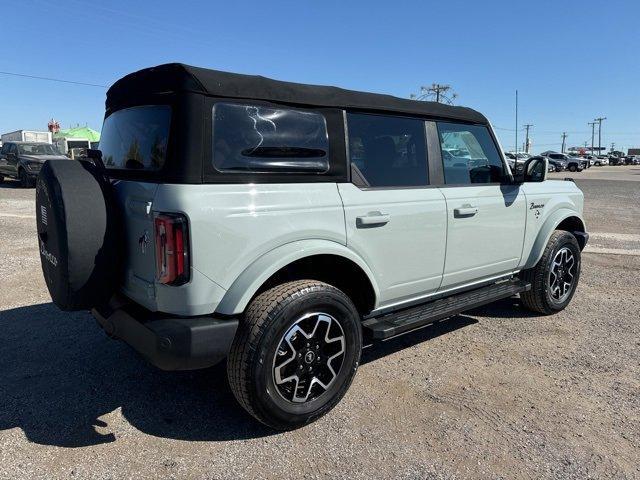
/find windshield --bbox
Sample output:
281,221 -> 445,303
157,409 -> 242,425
17,143 -> 59,155
100,105 -> 171,170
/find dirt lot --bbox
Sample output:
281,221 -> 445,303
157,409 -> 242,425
0,167 -> 638,479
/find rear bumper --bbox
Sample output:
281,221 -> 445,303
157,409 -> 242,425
92,296 -> 238,371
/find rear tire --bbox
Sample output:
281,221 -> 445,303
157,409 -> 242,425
227,280 -> 362,430
520,230 -> 581,315
568,164 -> 577,172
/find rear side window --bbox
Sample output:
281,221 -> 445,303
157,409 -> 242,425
437,122 -> 505,184
100,105 -> 171,171
212,103 -> 329,173
346,113 -> 428,187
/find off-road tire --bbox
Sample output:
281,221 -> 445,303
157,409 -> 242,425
520,230 -> 581,314
227,280 -> 362,430
18,168 -> 31,188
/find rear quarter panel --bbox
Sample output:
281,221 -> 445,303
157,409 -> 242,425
152,182 -> 347,295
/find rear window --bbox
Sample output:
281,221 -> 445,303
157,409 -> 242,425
212,103 -> 329,173
100,105 -> 171,170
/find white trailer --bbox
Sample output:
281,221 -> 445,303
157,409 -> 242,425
1,130 -> 52,144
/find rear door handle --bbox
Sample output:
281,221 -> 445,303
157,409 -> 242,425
356,212 -> 391,228
454,205 -> 478,217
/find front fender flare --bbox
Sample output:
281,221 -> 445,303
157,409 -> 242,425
523,208 -> 585,269
215,239 -> 380,315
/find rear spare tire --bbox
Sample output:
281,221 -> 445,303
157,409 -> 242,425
36,160 -> 121,311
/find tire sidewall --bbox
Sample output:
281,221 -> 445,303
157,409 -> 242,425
250,288 -> 361,428
543,233 -> 581,311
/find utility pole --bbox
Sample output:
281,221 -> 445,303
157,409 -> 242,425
561,132 -> 568,153
410,84 -> 458,104
594,117 -> 606,154
610,142 -> 615,152
523,124 -> 533,153
588,121 -> 596,155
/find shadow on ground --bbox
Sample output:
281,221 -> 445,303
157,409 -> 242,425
0,298 -> 527,448
0,303 -> 274,447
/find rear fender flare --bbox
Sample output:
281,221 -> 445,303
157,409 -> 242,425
215,239 -> 380,315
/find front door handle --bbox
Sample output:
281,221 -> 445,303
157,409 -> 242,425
356,212 -> 391,228
454,205 -> 478,217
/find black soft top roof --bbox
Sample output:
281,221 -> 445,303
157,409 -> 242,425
106,63 -> 488,124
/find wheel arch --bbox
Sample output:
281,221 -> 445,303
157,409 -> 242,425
215,239 -> 379,316
523,209 -> 586,269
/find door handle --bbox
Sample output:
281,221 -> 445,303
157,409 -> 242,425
454,205 -> 478,217
356,212 -> 391,228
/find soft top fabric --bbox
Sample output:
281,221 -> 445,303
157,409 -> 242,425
106,63 -> 488,124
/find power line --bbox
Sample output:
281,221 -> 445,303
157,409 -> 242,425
0,70 -> 107,88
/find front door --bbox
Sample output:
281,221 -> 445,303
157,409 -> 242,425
340,112 -> 447,309
435,122 -> 526,289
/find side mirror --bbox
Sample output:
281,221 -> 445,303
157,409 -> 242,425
86,149 -> 102,160
512,157 -> 547,183
86,149 -> 105,169
524,157 -> 547,182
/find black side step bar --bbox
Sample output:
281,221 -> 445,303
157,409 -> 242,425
362,278 -> 531,340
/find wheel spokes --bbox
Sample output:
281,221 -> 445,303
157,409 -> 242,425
548,247 -> 577,302
273,313 -> 346,403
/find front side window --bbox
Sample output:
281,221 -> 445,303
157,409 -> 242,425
346,113 -> 428,187
212,103 -> 329,173
437,122 -> 505,184
100,105 -> 171,170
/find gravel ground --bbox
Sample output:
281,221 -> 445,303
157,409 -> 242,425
0,168 -> 638,479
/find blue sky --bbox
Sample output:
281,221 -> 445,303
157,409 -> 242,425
1,0 -> 639,153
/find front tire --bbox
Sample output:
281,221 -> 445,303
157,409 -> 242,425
520,230 -> 581,314
227,280 -> 362,430
18,168 -> 31,188
568,164 -> 577,172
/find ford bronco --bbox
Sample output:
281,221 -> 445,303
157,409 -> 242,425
35,64 -> 588,430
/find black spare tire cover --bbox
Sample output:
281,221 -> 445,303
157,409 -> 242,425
36,160 -> 121,311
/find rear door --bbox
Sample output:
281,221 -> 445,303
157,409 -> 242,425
435,122 -> 526,289
339,112 -> 447,309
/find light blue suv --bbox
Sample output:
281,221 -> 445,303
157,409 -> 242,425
35,64 -> 588,429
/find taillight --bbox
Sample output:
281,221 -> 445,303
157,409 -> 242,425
154,213 -> 190,285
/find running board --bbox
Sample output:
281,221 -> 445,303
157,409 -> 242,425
362,279 -> 531,340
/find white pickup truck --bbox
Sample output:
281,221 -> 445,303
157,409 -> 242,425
36,64 -> 588,430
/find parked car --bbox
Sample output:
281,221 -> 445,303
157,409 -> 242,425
545,156 -> 567,172
594,155 -> 609,166
569,155 -> 590,170
548,153 -> 583,172
609,155 -> 622,165
0,141 -> 68,187
35,63 -> 589,430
